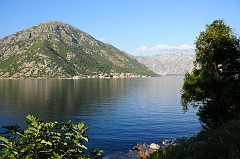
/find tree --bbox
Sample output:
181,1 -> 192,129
0,115 -> 103,159
181,19 -> 240,128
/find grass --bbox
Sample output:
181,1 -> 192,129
150,119 -> 240,159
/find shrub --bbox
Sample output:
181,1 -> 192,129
0,115 -> 103,159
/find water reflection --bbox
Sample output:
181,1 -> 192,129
0,77 -> 200,155
0,79 -> 131,121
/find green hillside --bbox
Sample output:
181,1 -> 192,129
0,21 -> 156,78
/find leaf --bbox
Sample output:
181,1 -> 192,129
16,131 -> 24,137
24,155 -> 32,159
65,132 -> 73,136
0,136 -> 9,144
53,152 -> 62,158
0,143 -> 9,147
73,140 -> 88,150
40,140 -> 52,146
79,144 -> 88,150
52,136 -> 61,140
75,134 -> 89,142
91,148 -> 104,156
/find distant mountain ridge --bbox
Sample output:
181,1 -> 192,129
0,21 -> 156,78
135,53 -> 195,76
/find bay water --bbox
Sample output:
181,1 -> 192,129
0,77 -> 200,155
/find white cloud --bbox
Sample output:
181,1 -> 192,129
136,44 -> 195,52
136,45 -> 149,51
96,37 -> 126,42
97,37 -> 109,42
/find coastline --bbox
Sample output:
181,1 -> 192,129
0,75 -> 154,80
103,138 -> 181,159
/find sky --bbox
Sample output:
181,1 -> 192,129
0,0 -> 239,56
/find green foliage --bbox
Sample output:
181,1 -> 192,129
181,19 -> 240,128
0,115 -> 103,159
150,119 -> 240,159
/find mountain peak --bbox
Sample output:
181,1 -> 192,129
0,22 -> 156,78
40,20 -> 66,25
34,21 -> 74,30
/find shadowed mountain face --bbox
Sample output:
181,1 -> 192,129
135,53 -> 195,76
0,21 -> 156,78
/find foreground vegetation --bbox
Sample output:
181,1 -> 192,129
150,119 -> 240,159
0,115 -> 103,159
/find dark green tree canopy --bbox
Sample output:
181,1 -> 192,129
181,19 -> 240,128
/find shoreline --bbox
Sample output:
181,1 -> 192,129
103,138 -> 182,159
0,76 -> 151,80
0,75 -> 187,80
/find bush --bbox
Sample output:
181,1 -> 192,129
0,115 -> 103,159
150,119 -> 240,159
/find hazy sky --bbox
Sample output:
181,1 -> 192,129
0,0 -> 239,55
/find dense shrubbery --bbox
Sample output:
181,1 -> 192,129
0,115 -> 103,159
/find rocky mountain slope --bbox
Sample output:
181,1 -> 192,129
0,21 -> 156,78
135,53 -> 195,76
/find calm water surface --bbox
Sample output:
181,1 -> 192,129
0,77 -> 200,155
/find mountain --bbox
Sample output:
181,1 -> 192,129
0,21 -> 156,78
135,53 -> 195,76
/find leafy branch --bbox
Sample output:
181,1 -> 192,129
0,115 -> 103,159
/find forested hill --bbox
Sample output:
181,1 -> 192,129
0,21 -> 156,78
